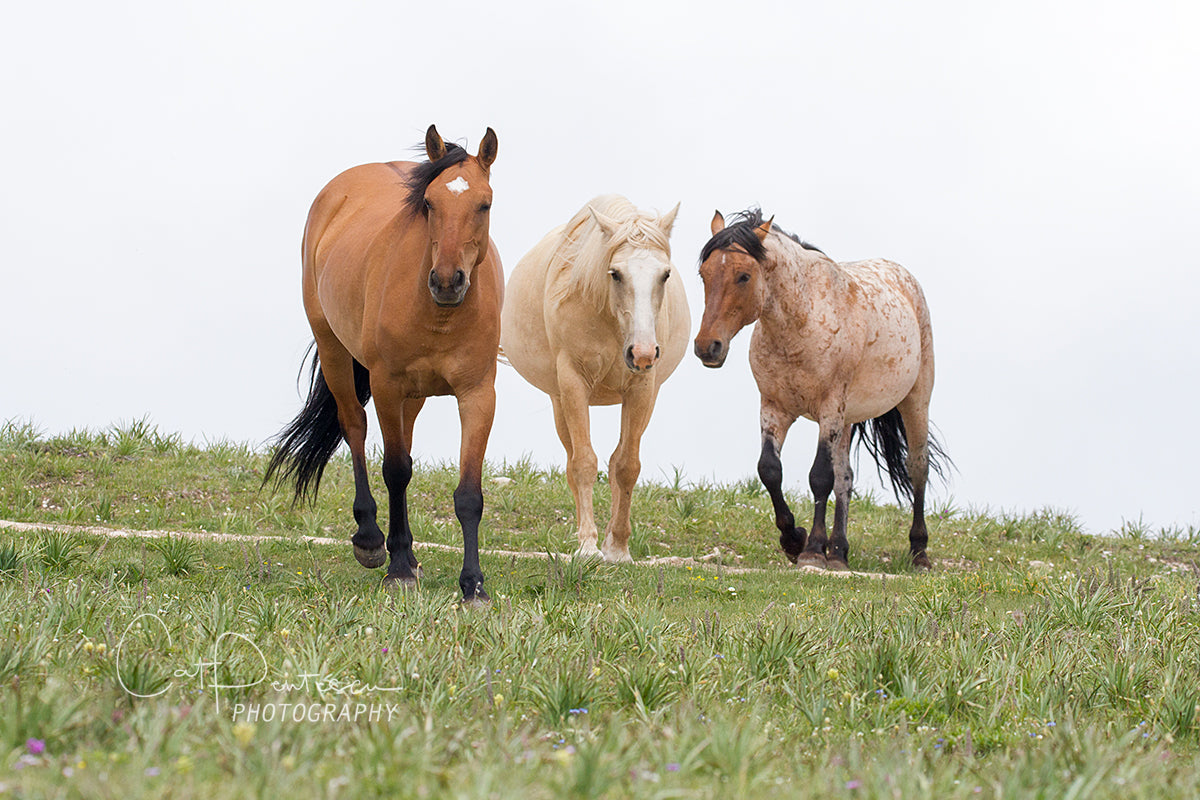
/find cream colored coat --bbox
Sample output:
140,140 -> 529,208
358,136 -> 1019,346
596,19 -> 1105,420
501,195 -> 689,561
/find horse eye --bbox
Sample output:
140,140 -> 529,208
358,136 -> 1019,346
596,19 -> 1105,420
609,270 -> 622,283
736,272 -> 751,284
478,203 -> 491,213
662,271 -> 671,283
424,198 -> 433,212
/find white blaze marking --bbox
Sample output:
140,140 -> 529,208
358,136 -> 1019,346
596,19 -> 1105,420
445,177 -> 469,195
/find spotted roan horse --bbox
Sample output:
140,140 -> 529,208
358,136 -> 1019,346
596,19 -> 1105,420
694,209 -> 948,570
266,125 -> 502,603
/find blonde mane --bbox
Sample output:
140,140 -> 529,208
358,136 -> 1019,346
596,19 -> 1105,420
553,194 -> 672,312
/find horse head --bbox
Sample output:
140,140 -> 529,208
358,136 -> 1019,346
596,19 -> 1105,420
418,125 -> 498,307
589,202 -> 680,373
694,209 -> 772,368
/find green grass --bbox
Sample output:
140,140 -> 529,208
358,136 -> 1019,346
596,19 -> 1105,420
1,420 -> 1199,798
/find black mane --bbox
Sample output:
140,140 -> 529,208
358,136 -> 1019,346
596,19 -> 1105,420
699,207 -> 825,263
403,142 -> 470,214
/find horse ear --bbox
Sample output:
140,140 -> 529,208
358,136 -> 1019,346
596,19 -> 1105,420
659,202 -> 681,237
587,206 -> 621,238
754,215 -> 774,243
710,210 -> 726,236
477,127 -> 498,171
425,125 -> 446,162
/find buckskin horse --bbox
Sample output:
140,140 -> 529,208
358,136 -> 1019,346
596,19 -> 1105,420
266,125 -> 502,603
694,209 -> 948,570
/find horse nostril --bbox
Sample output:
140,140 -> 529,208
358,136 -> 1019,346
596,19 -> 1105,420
654,346 -> 660,360
428,270 -> 439,289
625,345 -> 635,365
707,340 -> 724,360
452,270 -> 466,290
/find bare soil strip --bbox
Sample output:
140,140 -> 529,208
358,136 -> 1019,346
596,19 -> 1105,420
0,518 -> 904,579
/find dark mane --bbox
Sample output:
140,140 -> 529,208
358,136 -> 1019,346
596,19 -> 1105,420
699,207 -> 825,263
403,142 -> 470,214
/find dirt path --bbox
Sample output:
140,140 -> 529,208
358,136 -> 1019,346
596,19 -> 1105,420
0,517 -> 903,579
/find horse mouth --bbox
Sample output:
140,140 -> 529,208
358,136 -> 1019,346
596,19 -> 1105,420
430,287 -> 469,307
694,340 -> 728,368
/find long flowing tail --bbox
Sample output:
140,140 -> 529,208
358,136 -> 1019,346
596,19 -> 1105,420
263,344 -> 372,503
852,408 -> 951,502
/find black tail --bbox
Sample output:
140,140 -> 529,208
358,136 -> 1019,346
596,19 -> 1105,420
263,343 -> 372,503
852,408 -> 951,503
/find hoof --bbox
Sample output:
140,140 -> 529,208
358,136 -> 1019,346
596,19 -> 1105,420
382,574 -> 418,592
795,551 -> 827,569
601,548 -> 633,564
354,544 -> 387,569
826,557 -> 850,571
910,551 -> 932,571
462,588 -> 491,608
574,544 -> 602,560
780,526 -> 807,564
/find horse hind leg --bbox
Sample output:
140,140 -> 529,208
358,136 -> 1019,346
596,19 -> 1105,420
401,397 -> 425,574
316,340 -> 385,569
897,397 -> 933,570
825,424 -> 855,570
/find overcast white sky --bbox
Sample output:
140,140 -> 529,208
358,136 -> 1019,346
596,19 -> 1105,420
2,0 -> 1198,537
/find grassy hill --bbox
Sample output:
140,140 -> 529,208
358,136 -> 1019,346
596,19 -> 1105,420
1,420 -> 1199,798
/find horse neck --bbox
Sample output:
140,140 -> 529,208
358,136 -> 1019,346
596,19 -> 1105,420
759,236 -> 839,326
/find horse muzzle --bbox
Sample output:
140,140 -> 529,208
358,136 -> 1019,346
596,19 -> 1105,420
694,338 -> 728,368
429,268 -> 470,307
624,343 -> 661,373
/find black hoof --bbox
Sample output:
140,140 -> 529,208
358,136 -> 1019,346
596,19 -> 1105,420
826,557 -> 849,571
910,551 -> 932,571
780,526 -> 807,564
461,587 -> 491,608
354,544 -> 387,569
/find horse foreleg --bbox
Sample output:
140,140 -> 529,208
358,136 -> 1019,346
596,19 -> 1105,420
455,383 -> 495,605
757,403 -> 805,563
370,378 -> 419,588
603,381 -> 656,563
555,365 -> 600,557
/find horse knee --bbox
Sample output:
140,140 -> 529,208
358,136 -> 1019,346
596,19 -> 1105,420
610,454 -> 640,488
808,441 -> 834,499
757,444 -> 783,490
453,485 -> 483,524
571,450 -> 598,485
382,451 -> 413,491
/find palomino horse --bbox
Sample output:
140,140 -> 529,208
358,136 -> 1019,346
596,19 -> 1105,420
266,125 -> 502,603
694,209 -> 948,570
501,195 -> 689,561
